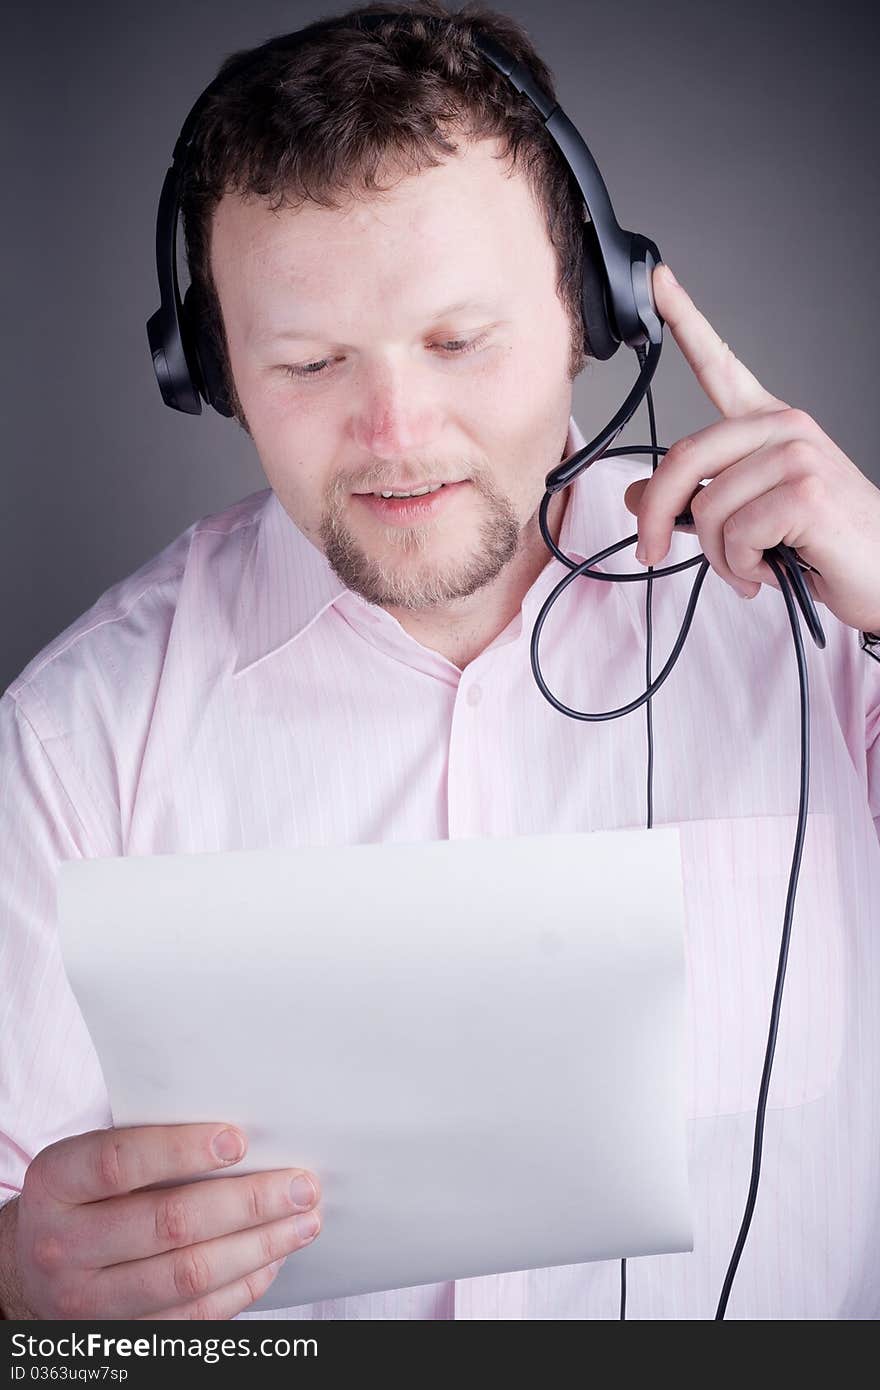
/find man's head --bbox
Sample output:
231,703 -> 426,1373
181,1 -> 592,613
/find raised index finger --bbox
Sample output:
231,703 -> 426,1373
652,263 -> 787,418
28,1124 -> 247,1209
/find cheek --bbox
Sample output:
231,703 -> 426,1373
446,345 -> 550,445
246,411 -> 333,528
491,329 -> 570,415
486,344 -> 570,447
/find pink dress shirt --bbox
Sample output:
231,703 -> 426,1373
2,417 -> 879,1319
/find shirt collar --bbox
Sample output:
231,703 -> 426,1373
232,415 -> 619,678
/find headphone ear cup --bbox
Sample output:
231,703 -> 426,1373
181,283 -> 235,418
581,220 -> 619,362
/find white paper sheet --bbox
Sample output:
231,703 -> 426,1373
56,828 -> 693,1312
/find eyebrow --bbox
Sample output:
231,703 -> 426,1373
255,298 -> 500,345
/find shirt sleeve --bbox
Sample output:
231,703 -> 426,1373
0,690 -> 112,1201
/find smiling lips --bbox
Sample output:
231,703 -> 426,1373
353,480 -> 470,522
354,480 -> 461,496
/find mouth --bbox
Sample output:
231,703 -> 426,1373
352,480 -> 471,523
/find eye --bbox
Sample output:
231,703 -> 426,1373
281,358 -> 335,379
280,333 -> 490,380
435,335 -> 487,357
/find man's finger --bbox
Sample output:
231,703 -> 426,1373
88,1207 -> 321,1319
653,263 -> 788,418
29,1125 -> 248,1209
63,1167 -> 320,1267
138,1259 -> 285,1321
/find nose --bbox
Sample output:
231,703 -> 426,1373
349,357 -> 441,460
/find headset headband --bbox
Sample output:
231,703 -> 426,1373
147,10 -> 663,419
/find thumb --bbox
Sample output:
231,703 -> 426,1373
624,479 -> 648,516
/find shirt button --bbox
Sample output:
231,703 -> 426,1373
466,683 -> 483,707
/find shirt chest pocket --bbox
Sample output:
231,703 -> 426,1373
668,812 -> 845,1119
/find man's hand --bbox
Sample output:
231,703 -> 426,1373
1,1124 -> 321,1320
624,262 -> 880,634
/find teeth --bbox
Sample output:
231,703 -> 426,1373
374,483 -> 446,499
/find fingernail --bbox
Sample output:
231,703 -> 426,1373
268,1258 -> 285,1274
663,264 -> 679,287
733,582 -> 756,599
635,544 -> 648,564
295,1210 -> 320,1242
290,1175 -> 317,1209
212,1128 -> 245,1163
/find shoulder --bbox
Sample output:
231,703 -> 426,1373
3,490 -> 271,843
7,488 -> 271,712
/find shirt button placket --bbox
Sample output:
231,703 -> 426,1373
447,680 -> 485,839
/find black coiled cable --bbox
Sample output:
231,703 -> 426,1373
529,343 -> 826,1319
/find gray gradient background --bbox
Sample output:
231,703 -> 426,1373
4,0 -> 879,695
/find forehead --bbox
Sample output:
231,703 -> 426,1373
209,135 -> 553,314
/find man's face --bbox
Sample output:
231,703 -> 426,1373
210,136 -> 579,612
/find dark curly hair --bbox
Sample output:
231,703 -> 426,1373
178,0 -> 590,433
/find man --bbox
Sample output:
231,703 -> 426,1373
1,1 -> 879,1320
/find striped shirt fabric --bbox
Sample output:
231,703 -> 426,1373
2,416 -> 879,1319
